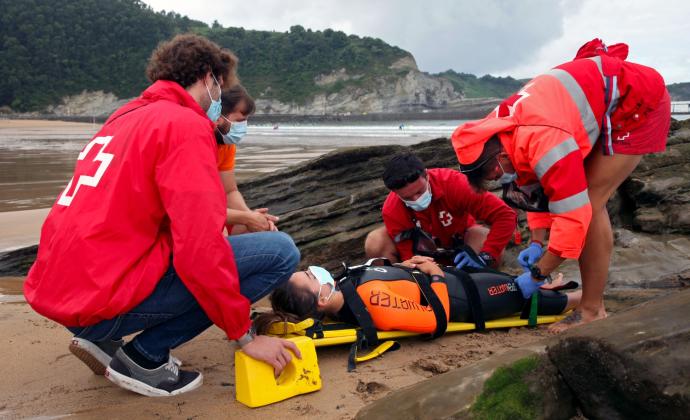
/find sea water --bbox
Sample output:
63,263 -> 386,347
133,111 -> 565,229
0,119 -> 465,212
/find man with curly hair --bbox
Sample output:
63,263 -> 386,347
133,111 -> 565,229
24,34 -> 301,397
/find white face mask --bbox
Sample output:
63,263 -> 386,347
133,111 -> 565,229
402,182 -> 433,211
309,266 -> 335,302
497,160 -> 517,185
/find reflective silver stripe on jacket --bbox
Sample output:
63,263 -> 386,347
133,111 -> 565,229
545,57 -> 606,146
534,137 -> 579,180
548,189 -> 590,214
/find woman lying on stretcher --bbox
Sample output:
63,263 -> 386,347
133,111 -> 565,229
253,255 -> 581,335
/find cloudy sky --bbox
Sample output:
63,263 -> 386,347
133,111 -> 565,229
143,0 -> 690,83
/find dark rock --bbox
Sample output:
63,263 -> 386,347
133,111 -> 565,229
0,245 -> 38,276
547,288 -> 690,419
239,137 -> 459,270
622,125 -> 690,234
526,355 -> 577,420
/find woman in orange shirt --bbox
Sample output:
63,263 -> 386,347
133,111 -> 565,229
214,85 -> 278,233
254,256 -> 581,335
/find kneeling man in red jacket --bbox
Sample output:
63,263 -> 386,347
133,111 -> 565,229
24,34 -> 300,397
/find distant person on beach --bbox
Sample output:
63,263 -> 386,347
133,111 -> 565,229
452,38 -> 671,332
24,34 -> 300,397
364,152 -> 517,269
214,85 -> 279,234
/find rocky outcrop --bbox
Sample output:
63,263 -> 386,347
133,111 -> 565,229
255,68 -> 468,115
45,90 -> 129,118
356,288 -> 690,420
314,68 -> 362,87
622,118 -> 690,234
239,137 -> 458,270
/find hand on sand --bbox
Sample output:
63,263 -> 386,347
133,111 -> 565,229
240,335 -> 302,377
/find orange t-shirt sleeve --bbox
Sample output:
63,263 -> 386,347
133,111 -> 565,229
217,144 -> 237,171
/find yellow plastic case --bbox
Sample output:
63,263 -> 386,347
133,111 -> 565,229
235,335 -> 322,408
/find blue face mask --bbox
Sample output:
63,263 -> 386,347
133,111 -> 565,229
497,160 -> 518,185
220,119 -> 247,145
205,74 -> 222,121
309,266 -> 335,302
402,183 -> 432,211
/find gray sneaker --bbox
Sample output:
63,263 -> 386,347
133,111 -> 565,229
105,348 -> 202,397
69,337 -> 124,375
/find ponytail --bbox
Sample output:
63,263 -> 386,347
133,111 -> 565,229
253,281 -> 319,335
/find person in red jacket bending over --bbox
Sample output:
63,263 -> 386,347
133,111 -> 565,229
365,152 -> 517,270
24,34 -> 300,397
451,39 -> 671,332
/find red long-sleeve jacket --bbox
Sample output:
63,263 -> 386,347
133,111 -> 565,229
24,81 -> 251,340
382,168 -> 517,261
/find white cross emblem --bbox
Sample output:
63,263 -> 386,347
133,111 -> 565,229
57,136 -> 114,206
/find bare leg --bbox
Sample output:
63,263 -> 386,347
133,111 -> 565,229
364,226 -> 400,263
564,290 -> 583,312
549,150 -> 642,332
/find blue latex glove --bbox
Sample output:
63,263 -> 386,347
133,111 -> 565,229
515,271 -> 544,299
454,250 -> 486,269
517,242 -> 544,272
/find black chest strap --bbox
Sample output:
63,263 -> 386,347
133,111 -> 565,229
338,269 -> 379,350
409,271 -> 448,339
446,267 -> 487,331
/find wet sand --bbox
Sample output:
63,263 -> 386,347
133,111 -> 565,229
0,120 -> 338,212
0,208 -> 50,251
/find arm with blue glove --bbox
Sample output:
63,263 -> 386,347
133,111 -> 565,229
517,242 -> 543,271
515,271 -> 544,299
454,250 -> 485,269
454,248 -> 498,269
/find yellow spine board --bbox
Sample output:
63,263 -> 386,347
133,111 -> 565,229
271,314 -> 565,348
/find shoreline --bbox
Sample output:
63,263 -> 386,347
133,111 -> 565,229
0,99 -> 502,125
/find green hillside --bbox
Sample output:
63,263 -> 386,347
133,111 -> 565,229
435,70 -> 525,99
0,0 -> 410,111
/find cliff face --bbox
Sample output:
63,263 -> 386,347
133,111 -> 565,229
255,58 -> 468,115
43,58 -> 481,118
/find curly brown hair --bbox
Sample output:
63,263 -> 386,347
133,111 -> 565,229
146,33 -> 238,89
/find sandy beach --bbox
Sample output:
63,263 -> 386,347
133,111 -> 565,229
0,297 -> 551,419
1,118 -> 685,419
0,192 -> 554,418
0,204 -> 671,418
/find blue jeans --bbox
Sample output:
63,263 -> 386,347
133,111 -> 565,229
69,231 -> 300,363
